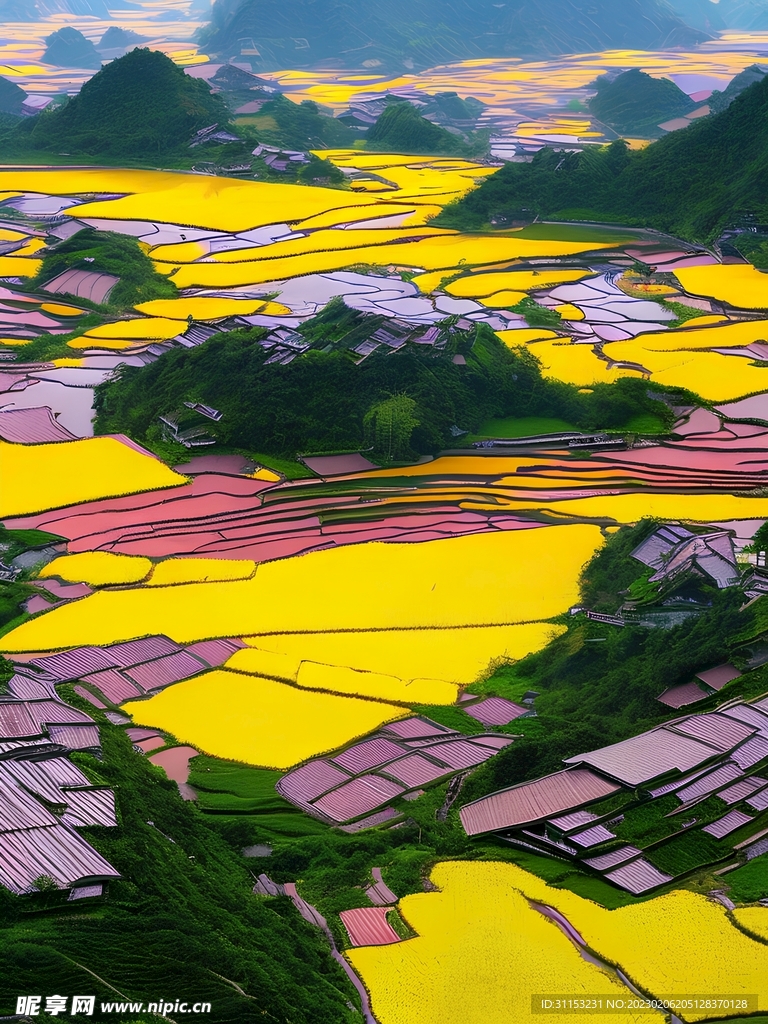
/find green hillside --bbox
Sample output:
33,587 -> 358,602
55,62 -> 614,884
437,74 -> 768,240
16,48 -> 228,158
367,101 -> 478,156
588,68 -> 695,136
0,75 -> 25,115
242,94 -> 354,150
0,724 -> 361,1023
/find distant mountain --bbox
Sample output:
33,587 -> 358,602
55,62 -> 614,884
98,26 -> 146,48
668,0 -> 768,28
710,63 -> 768,112
717,0 -> 768,28
43,26 -> 102,69
23,48 -> 228,157
665,0 -> 727,31
199,0 -> 707,71
0,76 -> 27,116
437,74 -> 768,241
588,69 -> 696,137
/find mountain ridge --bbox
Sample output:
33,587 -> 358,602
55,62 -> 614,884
199,0 -> 708,71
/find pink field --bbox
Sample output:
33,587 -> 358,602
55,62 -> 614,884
124,650 -> 209,692
463,696 -> 529,726
278,760 -> 352,805
379,753 -> 452,788
73,685 -> 106,708
301,453 -> 379,476
82,669 -> 142,704
382,718 -> 455,740
333,738 -> 405,774
339,907 -> 401,947
0,406 -> 76,443
48,723 -> 101,749
420,739 -> 495,770
136,736 -> 166,753
148,745 -> 200,783
312,775 -> 404,822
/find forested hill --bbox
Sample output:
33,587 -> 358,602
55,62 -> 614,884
200,0 -> 705,71
11,49 -> 227,159
438,74 -> 768,241
93,318 -> 676,462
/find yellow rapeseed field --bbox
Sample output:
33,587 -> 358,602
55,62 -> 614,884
495,329 -> 561,347
479,290 -> 527,307
466,491 -> 768,524
294,661 -> 459,705
243,622 -> 564,683
320,152 -> 496,204
156,235 -> 602,290
555,303 -> 585,320
0,437 -> 185,518
204,226 -> 454,264
679,314 -> 729,326
732,907 -> 768,941
0,254 -> 42,277
567,889 -> 768,1018
40,552 -> 152,586
348,861 -> 654,1024
0,527 -> 603,652
367,455 -> 557,477
225,646 -> 302,682
123,669 -> 405,768
296,203 -> 421,230
40,303 -> 84,316
407,862 -> 768,1022
69,174 -> 384,233
526,339 -> 642,386
135,297 -> 291,320
75,318 -> 184,341
446,269 -> 590,297
676,264 -> 768,310
147,558 -> 256,586
601,342 -> 768,402
605,319 -> 768,353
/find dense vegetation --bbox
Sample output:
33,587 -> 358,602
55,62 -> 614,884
0,75 -> 25,115
0,526 -> 65,637
437,75 -> 768,240
33,229 -> 177,310
0,724 -> 360,1023
8,49 -> 228,159
725,853 -> 768,901
587,69 -> 695,136
367,100 -> 483,156
93,311 -> 678,460
244,94 -> 354,150
709,63 -> 768,113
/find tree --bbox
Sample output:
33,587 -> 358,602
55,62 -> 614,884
364,394 -> 419,462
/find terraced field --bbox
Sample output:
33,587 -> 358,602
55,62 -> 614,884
1,153 -> 768,1023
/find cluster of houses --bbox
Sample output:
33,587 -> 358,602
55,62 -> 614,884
461,696 -> 768,895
